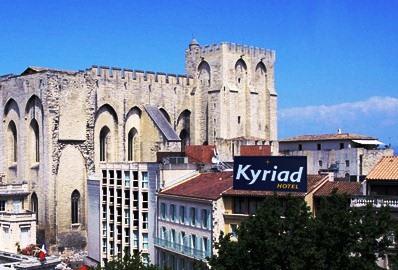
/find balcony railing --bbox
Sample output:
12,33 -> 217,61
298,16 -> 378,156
0,211 -> 36,222
350,195 -> 398,208
0,183 -> 29,196
154,237 -> 211,260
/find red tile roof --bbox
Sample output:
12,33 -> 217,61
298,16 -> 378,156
160,171 -> 233,200
314,181 -> 362,197
366,156 -> 398,181
280,133 -> 375,142
161,172 -> 327,200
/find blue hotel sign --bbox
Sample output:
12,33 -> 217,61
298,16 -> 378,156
233,156 -> 307,192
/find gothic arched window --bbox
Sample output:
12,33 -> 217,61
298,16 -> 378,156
100,126 -> 110,162
31,192 -> 38,223
8,121 -> 17,163
71,190 -> 80,224
30,119 -> 40,162
128,128 -> 138,161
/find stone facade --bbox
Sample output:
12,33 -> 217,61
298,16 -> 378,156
0,40 -> 277,251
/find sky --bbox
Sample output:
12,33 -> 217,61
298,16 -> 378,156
0,0 -> 397,149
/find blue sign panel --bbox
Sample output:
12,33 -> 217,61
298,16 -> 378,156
233,156 -> 307,192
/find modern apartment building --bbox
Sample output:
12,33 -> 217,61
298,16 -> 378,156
87,163 -> 160,266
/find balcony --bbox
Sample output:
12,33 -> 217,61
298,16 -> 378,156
154,238 -> 211,261
0,183 -> 29,196
0,211 -> 36,222
350,195 -> 398,208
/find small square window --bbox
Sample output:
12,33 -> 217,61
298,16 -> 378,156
298,144 -> 303,151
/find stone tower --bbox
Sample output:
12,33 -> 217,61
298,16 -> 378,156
185,40 -> 278,158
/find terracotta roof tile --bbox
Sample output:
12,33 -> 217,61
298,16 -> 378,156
366,156 -> 398,181
314,181 -> 362,197
160,171 -> 233,200
161,171 -> 327,200
280,133 -> 375,142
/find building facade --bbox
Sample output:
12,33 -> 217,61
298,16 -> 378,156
0,40 -> 278,250
0,183 -> 36,253
87,163 -> 160,266
279,132 -> 393,181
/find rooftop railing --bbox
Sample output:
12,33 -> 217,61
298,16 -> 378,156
350,195 -> 398,208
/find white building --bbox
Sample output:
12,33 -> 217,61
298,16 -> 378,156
155,172 -> 233,270
0,183 -> 36,253
279,132 -> 393,181
86,163 -> 160,266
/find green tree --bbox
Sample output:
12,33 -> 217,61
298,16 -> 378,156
208,195 -> 320,270
93,252 -> 161,270
208,194 -> 396,270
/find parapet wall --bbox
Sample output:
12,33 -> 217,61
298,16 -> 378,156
87,66 -> 194,87
196,42 -> 275,61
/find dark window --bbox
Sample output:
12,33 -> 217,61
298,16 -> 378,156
31,193 -> 38,223
0,200 -> 5,211
298,144 -> 303,151
317,144 -> 321,150
8,121 -> 17,162
319,160 -> 323,167
71,190 -> 80,224
340,143 -> 344,149
346,160 -> 350,167
238,116 -> 241,124
30,120 -> 40,162
127,128 -> 138,161
100,126 -> 110,161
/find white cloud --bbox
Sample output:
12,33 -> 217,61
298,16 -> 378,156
280,96 -> 398,125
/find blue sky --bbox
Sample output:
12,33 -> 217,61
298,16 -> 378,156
1,0 -> 397,148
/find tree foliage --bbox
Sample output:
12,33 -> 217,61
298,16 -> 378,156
208,194 -> 396,270
93,252 -> 161,270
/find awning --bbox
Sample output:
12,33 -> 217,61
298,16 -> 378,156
352,139 -> 385,145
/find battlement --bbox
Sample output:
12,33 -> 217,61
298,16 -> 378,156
88,65 -> 193,86
194,42 -> 275,61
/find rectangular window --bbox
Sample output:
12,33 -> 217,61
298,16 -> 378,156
237,116 -> 241,124
191,234 -> 196,250
318,160 -> 323,167
203,237 -> 209,255
317,143 -> 321,150
179,206 -> 185,224
171,229 -> 176,245
201,209 -> 208,229
346,160 -> 350,167
231,224 -> 238,237
190,207 -> 196,226
340,143 -> 344,149
124,171 -> 130,187
0,200 -> 5,211
133,232 -> 138,248
142,172 -> 149,189
142,233 -> 148,249
160,203 -> 166,219
142,192 -> 148,208
124,210 -> 130,225
170,204 -> 176,221
142,212 -> 148,229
